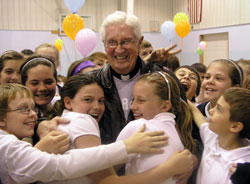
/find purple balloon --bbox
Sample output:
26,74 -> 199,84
75,28 -> 97,57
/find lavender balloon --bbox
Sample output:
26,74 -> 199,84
75,28 -> 97,57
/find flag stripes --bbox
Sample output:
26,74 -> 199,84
188,0 -> 202,24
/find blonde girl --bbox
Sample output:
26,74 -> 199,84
117,71 -> 196,184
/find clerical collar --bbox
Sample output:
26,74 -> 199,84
111,58 -> 141,80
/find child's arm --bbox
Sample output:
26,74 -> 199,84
123,124 -> 168,154
173,154 -> 198,184
75,123 -> 168,154
74,132 -> 108,183
76,125 -> 193,184
188,100 -> 208,128
34,130 -> 70,154
38,118 -> 169,154
73,122 -> 170,183
5,137 -> 129,183
98,149 -> 194,184
34,117 -> 71,154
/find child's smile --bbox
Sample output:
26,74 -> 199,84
2,94 -> 37,139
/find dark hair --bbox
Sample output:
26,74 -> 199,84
136,72 -> 196,153
20,55 -> 57,85
152,55 -> 180,72
175,65 -> 201,96
66,57 -> 91,79
0,50 -> 24,72
48,74 -> 101,119
222,87 -> 250,139
165,55 -> 180,72
21,49 -> 34,56
191,63 -> 207,73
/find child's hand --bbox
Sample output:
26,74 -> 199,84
124,124 -> 168,154
230,163 -> 237,175
167,149 -> 194,176
37,116 -> 70,139
35,131 -> 70,154
173,154 -> 198,184
145,44 -> 182,63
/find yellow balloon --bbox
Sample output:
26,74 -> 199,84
55,39 -> 63,46
55,44 -> 62,52
63,14 -> 84,40
175,21 -> 190,38
173,12 -> 189,24
54,39 -> 63,51
56,39 -> 63,46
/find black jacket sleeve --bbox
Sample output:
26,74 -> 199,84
230,163 -> 250,184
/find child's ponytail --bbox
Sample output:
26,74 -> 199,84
176,99 -> 196,153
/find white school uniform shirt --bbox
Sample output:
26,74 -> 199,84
117,112 -> 184,184
45,110 -> 102,184
59,110 -> 100,149
0,124 -> 128,183
196,123 -> 250,184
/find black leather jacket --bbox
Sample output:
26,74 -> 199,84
90,56 -> 162,144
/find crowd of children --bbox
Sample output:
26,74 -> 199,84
1,10 -> 250,184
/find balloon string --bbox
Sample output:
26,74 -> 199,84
74,41 -> 77,60
73,19 -> 76,41
180,38 -> 183,50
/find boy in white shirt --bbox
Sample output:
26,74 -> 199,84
189,87 -> 250,184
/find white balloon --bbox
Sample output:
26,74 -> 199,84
64,0 -> 85,13
161,21 -> 177,42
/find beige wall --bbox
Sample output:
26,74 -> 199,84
0,0 -> 119,31
192,0 -> 250,30
0,0 -> 249,31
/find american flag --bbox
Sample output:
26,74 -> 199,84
188,0 -> 203,24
